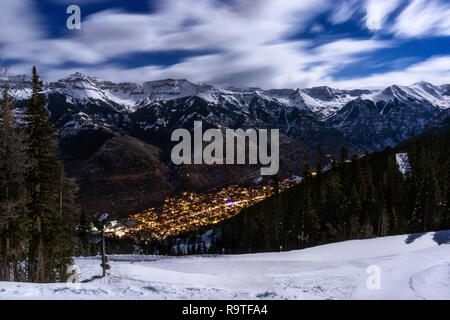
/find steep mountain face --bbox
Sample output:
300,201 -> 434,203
328,96 -> 441,150
7,73 -> 449,218
440,84 -> 450,96
59,131 -> 174,217
298,86 -> 371,118
424,108 -> 450,133
326,82 -> 449,150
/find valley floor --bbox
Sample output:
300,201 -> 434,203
0,231 -> 449,300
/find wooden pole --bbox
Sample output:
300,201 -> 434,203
101,229 -> 106,277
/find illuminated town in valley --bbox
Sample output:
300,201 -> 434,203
103,178 -> 301,241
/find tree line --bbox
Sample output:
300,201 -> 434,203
0,67 -> 80,282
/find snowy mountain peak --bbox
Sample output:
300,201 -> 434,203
56,72 -> 103,87
413,80 -> 431,86
8,73 -> 450,117
143,78 -> 191,86
64,71 -> 95,80
142,79 -> 197,95
362,82 -> 450,109
381,85 -> 409,101
302,86 -> 345,100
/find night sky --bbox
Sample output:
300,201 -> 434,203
1,0 -> 449,88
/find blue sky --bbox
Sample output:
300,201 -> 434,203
0,0 -> 449,88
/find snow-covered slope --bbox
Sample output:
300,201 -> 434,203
395,153 -> 412,175
1,230 -> 448,300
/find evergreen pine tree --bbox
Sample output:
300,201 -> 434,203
25,66 -> 73,282
316,147 -> 323,174
340,147 -> 349,164
0,80 -> 29,281
378,206 -> 389,237
77,209 -> 91,256
302,154 -> 311,179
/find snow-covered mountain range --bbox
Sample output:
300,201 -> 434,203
7,73 -> 450,218
10,72 -> 450,149
13,72 -> 449,117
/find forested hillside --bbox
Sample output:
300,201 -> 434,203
158,129 -> 449,255
213,129 -> 449,253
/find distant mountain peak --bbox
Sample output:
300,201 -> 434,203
413,80 -> 434,87
7,72 -> 450,117
60,72 -> 99,82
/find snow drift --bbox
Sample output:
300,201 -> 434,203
0,230 -> 448,300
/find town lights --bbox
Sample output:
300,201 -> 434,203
102,179 -> 300,241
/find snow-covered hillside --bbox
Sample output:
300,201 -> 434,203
1,230 -> 448,300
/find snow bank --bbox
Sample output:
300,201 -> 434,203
0,230 -> 448,300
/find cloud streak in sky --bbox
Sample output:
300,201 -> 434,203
333,55 -> 450,88
391,0 -> 450,38
0,0 -> 43,44
0,0 -> 449,89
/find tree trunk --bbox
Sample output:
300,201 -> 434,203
0,238 -> 3,281
4,236 -> 10,281
36,215 -> 45,282
13,256 -> 18,282
1,221 -> 11,281
60,162 -> 63,216
29,214 -> 45,283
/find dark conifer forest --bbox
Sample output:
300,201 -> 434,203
153,128 -> 449,255
211,129 -> 450,254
